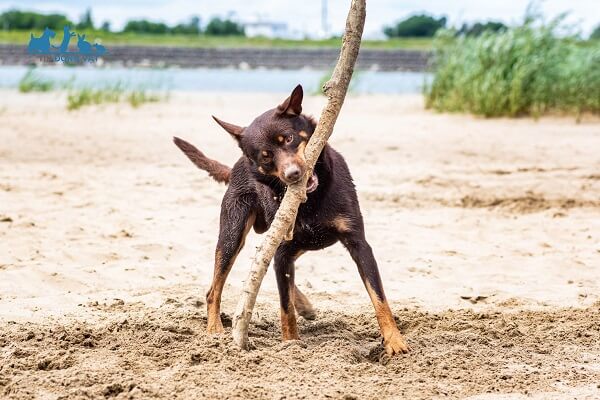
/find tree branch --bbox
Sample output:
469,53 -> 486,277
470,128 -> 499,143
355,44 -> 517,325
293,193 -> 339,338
232,0 -> 367,350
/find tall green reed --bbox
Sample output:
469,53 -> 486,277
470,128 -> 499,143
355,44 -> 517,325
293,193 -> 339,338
425,15 -> 600,118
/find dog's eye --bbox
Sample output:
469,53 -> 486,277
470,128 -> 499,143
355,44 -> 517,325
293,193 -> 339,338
285,135 -> 294,144
260,150 -> 272,163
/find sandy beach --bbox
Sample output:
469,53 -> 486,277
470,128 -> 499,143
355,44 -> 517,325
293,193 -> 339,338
1,90 -> 599,399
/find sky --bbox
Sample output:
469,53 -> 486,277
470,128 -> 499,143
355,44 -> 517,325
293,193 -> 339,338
0,0 -> 598,38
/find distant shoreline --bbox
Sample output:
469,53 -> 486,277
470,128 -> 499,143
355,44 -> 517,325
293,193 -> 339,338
0,44 -> 431,71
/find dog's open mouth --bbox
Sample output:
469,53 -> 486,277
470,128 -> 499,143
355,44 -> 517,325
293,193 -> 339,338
306,172 -> 319,193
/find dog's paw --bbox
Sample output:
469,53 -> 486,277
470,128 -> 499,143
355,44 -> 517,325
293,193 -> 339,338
297,307 -> 317,320
206,320 -> 225,334
383,330 -> 410,356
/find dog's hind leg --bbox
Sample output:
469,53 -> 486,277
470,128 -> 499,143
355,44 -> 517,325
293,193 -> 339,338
294,284 -> 316,320
341,232 -> 410,356
206,199 -> 255,334
286,250 -> 317,320
274,245 -> 303,340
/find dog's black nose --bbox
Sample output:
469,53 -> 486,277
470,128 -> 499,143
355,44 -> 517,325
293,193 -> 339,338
284,165 -> 301,183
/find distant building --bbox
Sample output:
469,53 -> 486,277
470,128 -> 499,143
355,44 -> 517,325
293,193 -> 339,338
244,21 -> 288,38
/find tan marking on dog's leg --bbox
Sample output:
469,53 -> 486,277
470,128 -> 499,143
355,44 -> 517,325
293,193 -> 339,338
206,213 -> 256,334
365,282 -> 410,355
294,285 -> 316,320
331,216 -> 352,233
280,305 -> 300,340
206,248 -> 225,333
281,254 -> 300,340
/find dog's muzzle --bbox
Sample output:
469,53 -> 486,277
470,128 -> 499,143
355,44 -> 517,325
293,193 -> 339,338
281,164 -> 318,193
283,165 -> 302,183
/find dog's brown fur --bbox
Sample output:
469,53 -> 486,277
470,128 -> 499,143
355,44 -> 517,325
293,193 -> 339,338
174,85 -> 409,355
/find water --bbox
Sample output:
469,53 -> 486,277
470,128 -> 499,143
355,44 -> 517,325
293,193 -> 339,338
0,65 -> 429,94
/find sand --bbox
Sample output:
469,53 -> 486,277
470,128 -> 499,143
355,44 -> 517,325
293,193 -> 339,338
0,90 -> 599,399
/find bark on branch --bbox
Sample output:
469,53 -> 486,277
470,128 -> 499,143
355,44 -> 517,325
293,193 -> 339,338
232,0 -> 367,350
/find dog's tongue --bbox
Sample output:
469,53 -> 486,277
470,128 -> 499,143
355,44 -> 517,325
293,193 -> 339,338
306,172 -> 319,193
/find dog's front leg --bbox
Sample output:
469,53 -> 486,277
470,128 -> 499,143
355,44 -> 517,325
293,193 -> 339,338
274,245 -> 301,340
341,234 -> 410,355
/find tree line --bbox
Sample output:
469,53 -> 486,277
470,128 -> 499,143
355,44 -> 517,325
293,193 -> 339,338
0,9 -> 245,36
383,14 -> 507,38
2,9 -> 598,40
384,13 -> 600,40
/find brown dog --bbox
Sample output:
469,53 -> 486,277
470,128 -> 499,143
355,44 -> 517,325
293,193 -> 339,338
174,85 -> 409,355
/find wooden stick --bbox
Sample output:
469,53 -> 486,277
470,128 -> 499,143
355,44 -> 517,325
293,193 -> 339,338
232,0 -> 367,350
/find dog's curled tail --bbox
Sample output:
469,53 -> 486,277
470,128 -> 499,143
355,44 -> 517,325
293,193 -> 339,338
173,137 -> 231,184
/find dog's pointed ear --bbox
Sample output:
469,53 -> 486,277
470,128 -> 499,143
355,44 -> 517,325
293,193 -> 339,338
212,115 -> 244,142
277,84 -> 303,116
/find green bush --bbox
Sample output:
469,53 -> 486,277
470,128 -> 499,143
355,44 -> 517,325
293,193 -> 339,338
425,16 -> 600,118
384,15 -> 446,38
170,17 -> 201,35
123,20 -> 170,34
0,10 -> 72,30
122,17 -> 201,35
591,25 -> 600,40
205,17 -> 245,36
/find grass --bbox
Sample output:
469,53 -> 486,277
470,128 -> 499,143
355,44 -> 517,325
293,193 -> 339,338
66,85 -> 164,110
18,68 -> 54,92
0,29 -> 433,50
424,16 -> 600,118
126,89 -> 164,108
17,67 -> 165,110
